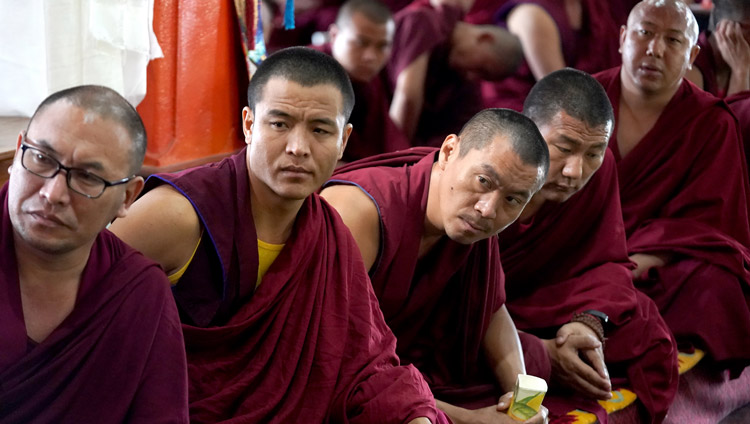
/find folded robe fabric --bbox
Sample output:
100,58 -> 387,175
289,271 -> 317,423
693,31 -> 750,176
482,0 -> 621,111
498,151 -> 678,423
596,67 -> 750,368
329,147 -> 507,408
0,184 -> 188,423
145,148 -> 439,423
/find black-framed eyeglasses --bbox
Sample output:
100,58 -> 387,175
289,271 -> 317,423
19,140 -> 135,199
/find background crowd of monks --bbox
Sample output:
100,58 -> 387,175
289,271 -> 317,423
2,0 -> 749,423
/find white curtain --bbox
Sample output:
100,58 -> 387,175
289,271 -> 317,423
0,0 -> 163,116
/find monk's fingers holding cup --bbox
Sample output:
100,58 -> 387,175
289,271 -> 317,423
496,391 -> 514,411
523,405 -> 548,424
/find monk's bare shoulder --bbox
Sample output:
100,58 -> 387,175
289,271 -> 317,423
320,184 -> 380,271
109,184 -> 202,275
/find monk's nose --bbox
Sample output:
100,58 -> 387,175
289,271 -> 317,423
562,156 -> 583,180
646,37 -> 665,57
286,131 -> 311,157
475,195 -> 498,220
40,172 -> 71,205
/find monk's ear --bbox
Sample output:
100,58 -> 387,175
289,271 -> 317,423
329,24 -> 339,42
618,25 -> 626,52
242,107 -> 254,144
438,134 -> 459,168
115,176 -> 145,219
338,123 -> 353,160
687,44 -> 700,69
16,131 -> 23,150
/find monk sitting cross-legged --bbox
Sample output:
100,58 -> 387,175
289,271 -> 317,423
499,68 -> 678,424
0,86 -> 188,423
321,109 -> 550,424
596,1 -> 750,421
110,47 -> 441,424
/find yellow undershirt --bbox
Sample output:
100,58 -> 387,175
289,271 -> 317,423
257,239 -> 285,287
167,236 -> 284,288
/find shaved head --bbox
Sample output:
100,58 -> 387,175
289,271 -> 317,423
710,0 -> 750,31
629,0 -> 699,45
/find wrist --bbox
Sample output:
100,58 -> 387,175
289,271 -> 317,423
570,312 -> 606,348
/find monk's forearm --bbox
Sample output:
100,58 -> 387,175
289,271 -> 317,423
727,69 -> 750,97
483,305 -> 525,392
407,418 -> 433,424
435,400 -> 470,424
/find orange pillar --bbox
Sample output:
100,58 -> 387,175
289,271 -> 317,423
137,0 -> 247,169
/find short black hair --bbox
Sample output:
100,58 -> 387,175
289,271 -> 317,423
247,47 -> 355,121
27,85 -> 147,174
336,0 -> 393,27
458,108 -> 550,185
710,0 -> 750,31
523,68 -> 614,136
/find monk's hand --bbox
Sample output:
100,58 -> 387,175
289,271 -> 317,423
544,323 -> 612,400
629,253 -> 669,279
465,405 -> 545,424
715,20 -> 750,89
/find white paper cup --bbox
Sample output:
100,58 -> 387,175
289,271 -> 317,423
507,374 -> 548,421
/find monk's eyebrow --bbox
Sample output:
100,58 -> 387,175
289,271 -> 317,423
28,138 -> 105,171
266,109 -> 293,119
310,117 -> 338,128
481,163 -> 532,199
480,163 -> 502,182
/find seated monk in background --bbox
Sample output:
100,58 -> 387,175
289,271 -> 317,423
388,0 -> 523,146
110,47 -> 440,424
499,69 -> 678,423
596,1 -> 750,420
321,109 -> 550,424
686,0 -> 750,173
317,0 -> 410,162
481,0 -> 621,111
0,86 -> 188,423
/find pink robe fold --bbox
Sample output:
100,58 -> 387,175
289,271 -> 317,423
329,148 -> 507,409
146,148 -> 439,423
596,67 -> 750,368
498,151 -> 678,423
388,1 -> 483,147
481,0 -> 620,111
0,184 -> 188,423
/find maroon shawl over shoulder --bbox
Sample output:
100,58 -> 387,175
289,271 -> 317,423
145,148 -> 438,423
498,151 -> 678,423
388,1 -> 483,147
693,31 -> 750,175
0,184 -> 188,423
597,67 -> 750,367
328,148 -> 506,408
313,43 -> 411,162
481,0 -> 620,111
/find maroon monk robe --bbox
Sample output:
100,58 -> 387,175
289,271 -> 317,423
328,148 -> 507,409
0,184 -> 188,423
498,151 -> 678,423
481,0 -> 621,112
596,67 -> 750,368
145,148 -> 441,423
313,43 -> 411,162
388,1 -> 484,147
692,31 -> 750,176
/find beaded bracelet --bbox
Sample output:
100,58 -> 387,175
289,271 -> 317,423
570,312 -> 606,348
